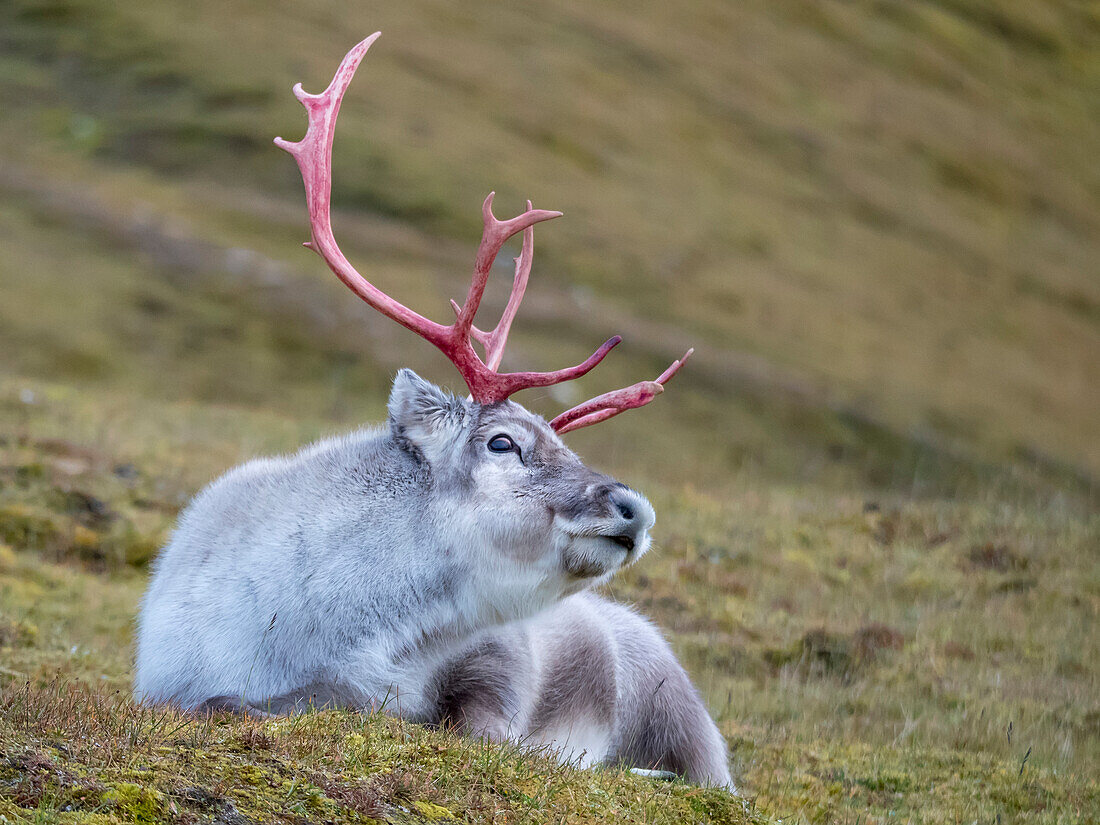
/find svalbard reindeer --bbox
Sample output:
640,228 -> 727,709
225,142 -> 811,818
134,33 -> 734,790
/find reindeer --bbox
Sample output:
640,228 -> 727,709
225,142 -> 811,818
134,34 -> 734,790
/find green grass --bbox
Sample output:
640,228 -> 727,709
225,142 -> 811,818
0,0 -> 1097,821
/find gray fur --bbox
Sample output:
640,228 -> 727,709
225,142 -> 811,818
427,591 -> 733,788
135,370 -> 734,789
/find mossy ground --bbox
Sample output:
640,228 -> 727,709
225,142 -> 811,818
2,384 -> 1095,823
1,0 -> 1098,822
0,677 -> 760,825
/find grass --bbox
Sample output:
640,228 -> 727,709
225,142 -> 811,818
0,0 -> 1097,822
1,378 -> 1095,823
3,0 -> 1098,475
1,678 -> 760,825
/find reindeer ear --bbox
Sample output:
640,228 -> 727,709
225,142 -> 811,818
387,369 -> 467,456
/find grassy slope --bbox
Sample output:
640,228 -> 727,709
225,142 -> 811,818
2,379 -> 1096,823
2,0 -> 1097,476
0,0 -> 1098,822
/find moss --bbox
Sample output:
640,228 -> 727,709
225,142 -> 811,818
413,800 -> 457,820
222,762 -> 268,787
0,503 -> 63,550
118,529 -> 160,567
102,782 -> 165,823
0,675 -> 764,823
686,787 -> 751,825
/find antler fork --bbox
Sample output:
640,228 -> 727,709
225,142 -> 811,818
275,34 -> 691,429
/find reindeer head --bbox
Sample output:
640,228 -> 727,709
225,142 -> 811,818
275,34 -> 691,608
388,369 -> 656,598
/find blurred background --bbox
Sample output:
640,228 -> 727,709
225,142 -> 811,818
0,1 -> 1097,821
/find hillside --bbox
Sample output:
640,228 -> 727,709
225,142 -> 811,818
0,0 -> 1097,822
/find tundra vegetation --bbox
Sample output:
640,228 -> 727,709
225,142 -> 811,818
0,1 -> 1097,823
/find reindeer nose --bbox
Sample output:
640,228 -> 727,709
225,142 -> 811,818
612,494 -> 634,521
605,485 -> 656,532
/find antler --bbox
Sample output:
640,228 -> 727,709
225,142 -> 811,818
450,199 -> 535,371
550,349 -> 693,434
275,34 -> 689,427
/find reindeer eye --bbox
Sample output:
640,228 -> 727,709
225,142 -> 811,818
488,434 -> 517,454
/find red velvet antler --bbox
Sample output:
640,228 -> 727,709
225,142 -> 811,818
275,34 -> 689,428
550,349 -> 693,434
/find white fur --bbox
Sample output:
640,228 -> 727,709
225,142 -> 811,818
134,370 -> 733,789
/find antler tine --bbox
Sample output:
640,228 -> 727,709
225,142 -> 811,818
451,193 -> 560,345
494,335 -> 622,396
448,201 -> 535,370
484,203 -> 535,370
274,33 -> 450,348
550,349 -> 694,434
448,198 -> 538,369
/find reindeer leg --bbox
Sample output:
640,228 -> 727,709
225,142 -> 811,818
196,682 -> 361,718
194,695 -> 277,719
428,632 -> 533,744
